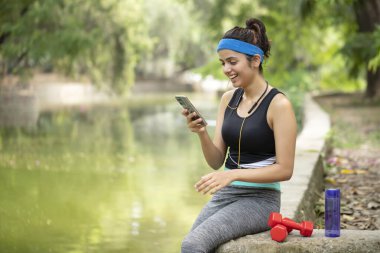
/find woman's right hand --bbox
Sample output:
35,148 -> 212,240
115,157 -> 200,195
182,109 -> 206,133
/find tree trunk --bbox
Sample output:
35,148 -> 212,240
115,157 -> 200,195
366,68 -> 380,98
354,0 -> 380,98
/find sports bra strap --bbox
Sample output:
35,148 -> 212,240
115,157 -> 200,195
227,88 -> 244,109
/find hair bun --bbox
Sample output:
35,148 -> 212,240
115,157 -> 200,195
245,18 -> 266,34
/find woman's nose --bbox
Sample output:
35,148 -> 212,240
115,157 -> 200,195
223,64 -> 231,74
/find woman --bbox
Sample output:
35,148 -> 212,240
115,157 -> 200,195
181,18 -> 297,253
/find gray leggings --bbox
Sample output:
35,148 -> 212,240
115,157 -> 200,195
181,186 -> 281,253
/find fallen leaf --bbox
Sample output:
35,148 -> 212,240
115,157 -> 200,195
336,178 -> 348,183
325,177 -> 336,184
367,201 -> 380,209
327,156 -> 338,165
342,214 -> 355,221
340,169 -> 355,174
341,207 -> 354,215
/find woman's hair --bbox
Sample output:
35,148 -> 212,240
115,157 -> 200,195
222,18 -> 270,73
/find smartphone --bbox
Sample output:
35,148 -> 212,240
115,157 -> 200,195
175,95 -> 207,126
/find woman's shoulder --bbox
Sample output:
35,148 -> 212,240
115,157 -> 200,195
220,88 -> 240,103
269,89 -> 294,113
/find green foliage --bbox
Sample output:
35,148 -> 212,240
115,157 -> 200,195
191,0 -> 378,96
192,57 -> 225,80
298,0 -> 380,97
192,1 -> 340,92
137,0 -> 213,77
341,32 -> 379,76
369,26 -> 380,71
1,0 -> 378,95
0,0 -> 152,94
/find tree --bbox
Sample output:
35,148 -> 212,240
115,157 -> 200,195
301,0 -> 380,98
0,0 -> 152,94
353,0 -> 380,98
186,0 -> 380,97
188,0 -> 335,92
136,0 -> 213,79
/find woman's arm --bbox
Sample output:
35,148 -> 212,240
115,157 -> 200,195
183,90 -> 234,170
195,94 -> 297,194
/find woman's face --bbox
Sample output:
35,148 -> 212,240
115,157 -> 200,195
218,49 -> 257,88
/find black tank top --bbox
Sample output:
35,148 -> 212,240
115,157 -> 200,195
222,88 -> 281,169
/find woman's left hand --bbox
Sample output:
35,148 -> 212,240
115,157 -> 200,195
194,171 -> 235,195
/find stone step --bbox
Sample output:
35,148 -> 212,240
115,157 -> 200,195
216,229 -> 380,253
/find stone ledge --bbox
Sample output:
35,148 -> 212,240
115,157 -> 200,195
216,229 -> 380,253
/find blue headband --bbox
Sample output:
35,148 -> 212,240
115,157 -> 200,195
217,38 -> 264,63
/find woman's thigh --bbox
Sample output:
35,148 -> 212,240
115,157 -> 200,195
182,192 -> 280,253
190,195 -> 234,231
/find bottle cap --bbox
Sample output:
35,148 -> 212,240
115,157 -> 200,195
325,189 -> 340,198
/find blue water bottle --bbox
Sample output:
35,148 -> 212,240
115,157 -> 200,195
325,189 -> 340,237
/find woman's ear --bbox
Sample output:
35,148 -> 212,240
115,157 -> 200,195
252,54 -> 261,67
249,54 -> 261,69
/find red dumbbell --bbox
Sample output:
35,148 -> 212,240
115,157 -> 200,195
269,219 -> 295,242
270,224 -> 288,242
282,218 -> 293,233
268,212 -> 314,237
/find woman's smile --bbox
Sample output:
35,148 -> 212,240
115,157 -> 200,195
229,74 -> 238,82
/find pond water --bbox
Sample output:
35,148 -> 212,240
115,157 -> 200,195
0,92 -> 218,253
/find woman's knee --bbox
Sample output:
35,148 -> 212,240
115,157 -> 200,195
181,234 -> 209,253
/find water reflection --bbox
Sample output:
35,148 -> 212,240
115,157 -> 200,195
0,93 -> 217,253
